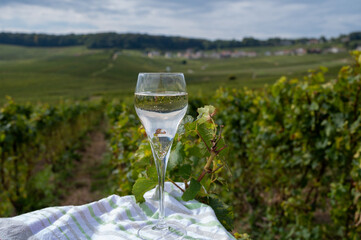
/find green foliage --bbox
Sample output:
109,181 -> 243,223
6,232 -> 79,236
132,178 -> 158,202
196,105 -> 216,124
106,101 -> 146,195
108,100 -> 234,233
234,232 -> 252,240
196,195 -> 234,232
182,178 -> 201,201
168,142 -> 185,171
213,51 -> 361,239
108,51 -> 361,238
0,98 -> 104,216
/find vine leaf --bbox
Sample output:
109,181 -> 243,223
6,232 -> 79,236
350,115 -> 361,134
215,140 -> 232,175
187,145 -> 204,158
177,115 -> 194,136
184,121 -> 197,137
175,164 -> 192,179
207,196 -> 234,232
168,142 -> 185,171
182,178 -> 201,201
146,166 -> 158,181
132,178 -> 158,202
197,123 -> 214,152
197,105 -> 216,124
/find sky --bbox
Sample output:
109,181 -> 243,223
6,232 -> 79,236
0,0 -> 360,40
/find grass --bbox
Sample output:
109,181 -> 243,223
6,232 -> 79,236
0,44 -> 352,104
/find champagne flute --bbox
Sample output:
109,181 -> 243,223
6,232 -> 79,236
134,73 -> 188,239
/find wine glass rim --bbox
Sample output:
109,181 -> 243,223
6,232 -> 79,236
138,72 -> 184,75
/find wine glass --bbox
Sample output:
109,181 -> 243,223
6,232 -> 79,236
134,73 -> 188,239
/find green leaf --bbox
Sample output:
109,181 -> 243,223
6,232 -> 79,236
216,177 -> 229,191
197,142 -> 209,157
197,123 -> 214,152
324,121 -> 333,137
132,178 -> 158,202
134,142 -> 152,168
332,113 -> 345,129
133,156 -> 152,170
182,178 -> 201,201
0,132 -> 5,142
200,177 -> 212,195
350,115 -> 361,134
187,145 -> 204,158
168,142 -> 185,171
175,164 -> 192,179
184,121 -> 197,137
177,115 -> 194,136
207,196 -> 234,232
215,140 -> 232,175
309,101 -> 319,111
319,66 -> 328,73
146,166 -> 158,181
197,105 -> 216,124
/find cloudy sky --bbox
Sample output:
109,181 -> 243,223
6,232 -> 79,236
0,0 -> 360,40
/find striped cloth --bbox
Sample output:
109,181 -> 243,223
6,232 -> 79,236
0,182 -> 235,240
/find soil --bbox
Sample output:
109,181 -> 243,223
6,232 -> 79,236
60,124 -> 108,206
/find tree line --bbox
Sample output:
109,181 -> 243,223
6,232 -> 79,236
0,31 -> 360,50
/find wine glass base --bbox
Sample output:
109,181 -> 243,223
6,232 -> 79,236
137,222 -> 186,240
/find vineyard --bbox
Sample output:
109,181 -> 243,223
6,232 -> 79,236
1,51 -> 361,239
0,98 -> 105,215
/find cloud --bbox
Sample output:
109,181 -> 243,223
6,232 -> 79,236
0,0 -> 360,39
191,0 -> 361,39
0,4 -> 93,32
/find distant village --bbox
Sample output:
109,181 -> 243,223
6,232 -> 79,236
109,35 -> 361,61
146,46 -> 351,59
142,37 -> 361,59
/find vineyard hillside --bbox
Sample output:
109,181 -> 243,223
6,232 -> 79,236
0,44 -> 351,103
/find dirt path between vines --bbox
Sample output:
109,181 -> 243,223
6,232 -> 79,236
61,123 -> 108,206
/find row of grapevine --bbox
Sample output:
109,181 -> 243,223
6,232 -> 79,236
106,101 -> 145,195
0,98 -> 105,216
214,51 -> 361,239
107,52 -> 361,239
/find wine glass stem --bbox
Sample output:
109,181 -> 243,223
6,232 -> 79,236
157,169 -> 166,229
149,136 -> 173,230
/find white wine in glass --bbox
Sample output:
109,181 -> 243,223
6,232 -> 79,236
134,73 -> 187,239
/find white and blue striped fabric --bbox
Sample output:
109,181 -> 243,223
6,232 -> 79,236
0,182 -> 235,240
